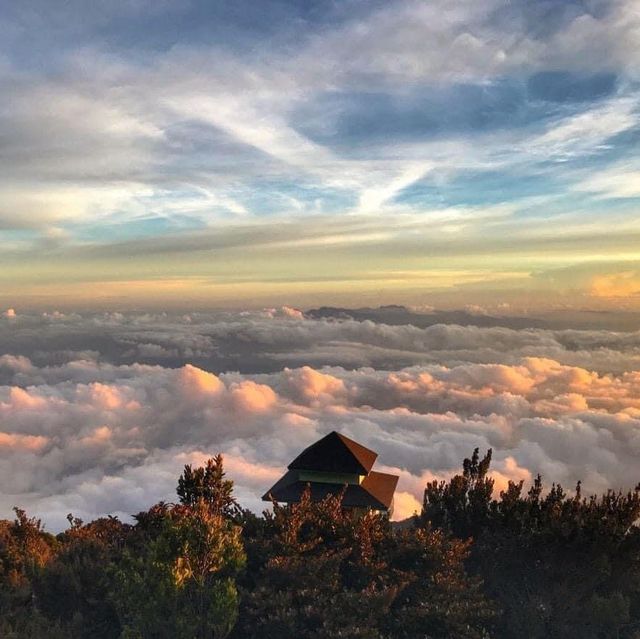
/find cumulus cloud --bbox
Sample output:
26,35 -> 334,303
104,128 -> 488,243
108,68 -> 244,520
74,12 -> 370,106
1,310 -> 640,530
262,306 -> 306,320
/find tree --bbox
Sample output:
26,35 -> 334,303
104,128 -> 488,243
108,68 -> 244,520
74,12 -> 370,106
421,448 -> 494,539
421,449 -> 640,639
33,516 -> 130,638
177,455 -> 239,517
237,488 -> 393,639
237,487 -> 495,639
388,525 -> 494,639
0,509 -> 57,628
114,457 -> 246,639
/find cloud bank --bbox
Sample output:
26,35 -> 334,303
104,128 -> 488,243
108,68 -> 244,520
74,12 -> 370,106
1,309 -> 640,530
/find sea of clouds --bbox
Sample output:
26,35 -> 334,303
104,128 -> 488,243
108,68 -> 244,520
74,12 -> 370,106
1,307 -> 640,530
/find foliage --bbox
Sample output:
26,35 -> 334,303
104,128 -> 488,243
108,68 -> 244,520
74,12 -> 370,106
114,502 -> 245,638
389,525 -> 494,639
0,508 -> 57,632
0,451 -> 638,638
177,455 -> 240,518
236,486 -> 494,639
235,488 -> 394,639
115,457 -> 245,639
32,516 -> 130,638
422,448 -> 640,639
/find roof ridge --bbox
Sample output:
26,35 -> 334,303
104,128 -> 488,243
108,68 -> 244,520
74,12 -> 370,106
287,431 -> 377,474
333,432 -> 378,472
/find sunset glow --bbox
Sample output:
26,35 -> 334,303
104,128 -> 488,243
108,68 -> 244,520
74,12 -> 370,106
0,1 -> 639,311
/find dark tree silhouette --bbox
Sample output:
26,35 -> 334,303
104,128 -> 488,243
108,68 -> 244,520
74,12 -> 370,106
422,449 -> 640,639
1,450 -> 639,638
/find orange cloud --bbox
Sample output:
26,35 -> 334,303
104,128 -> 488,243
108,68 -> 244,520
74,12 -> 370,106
229,381 -> 278,413
7,387 -> 48,410
490,457 -> 533,494
178,364 -> 223,396
88,383 -> 124,410
78,426 -> 112,446
0,432 -> 48,451
590,271 -> 640,299
284,366 -> 346,404
392,491 -> 422,521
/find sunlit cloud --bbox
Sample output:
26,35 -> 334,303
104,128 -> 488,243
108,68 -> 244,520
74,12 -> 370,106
0,310 -> 639,528
590,271 -> 640,299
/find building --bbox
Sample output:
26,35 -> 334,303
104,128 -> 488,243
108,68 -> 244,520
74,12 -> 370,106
262,431 -> 399,514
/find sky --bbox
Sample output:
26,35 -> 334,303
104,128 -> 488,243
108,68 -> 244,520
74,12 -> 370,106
1,0 -> 639,310
1,2 -> 640,530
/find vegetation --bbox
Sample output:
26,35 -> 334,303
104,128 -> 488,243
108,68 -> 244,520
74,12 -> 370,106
1,451 -> 639,638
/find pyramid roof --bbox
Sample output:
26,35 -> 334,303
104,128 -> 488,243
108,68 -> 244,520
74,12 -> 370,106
287,431 -> 377,475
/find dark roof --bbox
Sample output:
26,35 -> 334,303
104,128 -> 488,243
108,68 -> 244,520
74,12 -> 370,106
287,431 -> 377,474
262,470 -> 398,511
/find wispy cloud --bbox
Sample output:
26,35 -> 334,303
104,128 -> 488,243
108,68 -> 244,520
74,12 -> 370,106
0,0 -> 638,305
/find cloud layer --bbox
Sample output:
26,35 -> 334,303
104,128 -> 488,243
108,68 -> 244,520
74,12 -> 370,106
1,309 -> 640,530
